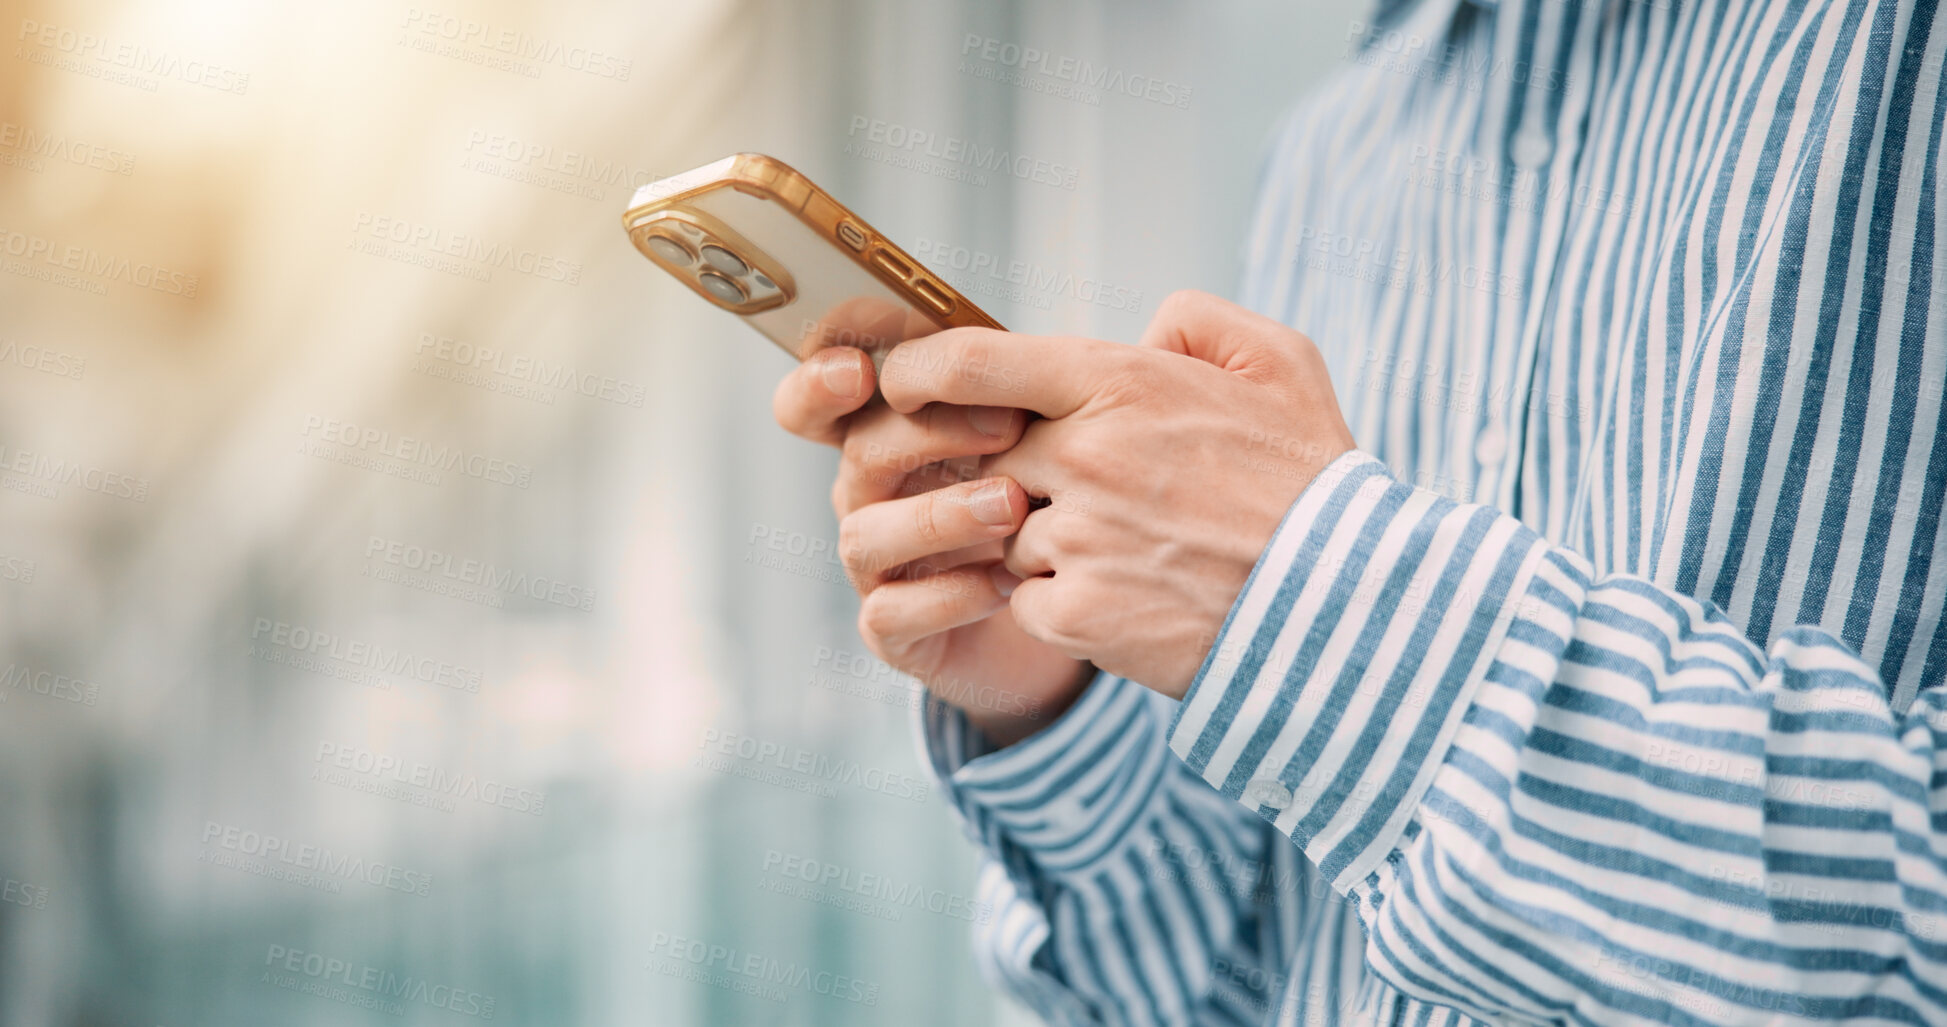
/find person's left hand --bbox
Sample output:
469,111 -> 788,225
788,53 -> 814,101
877,290 -> 1357,698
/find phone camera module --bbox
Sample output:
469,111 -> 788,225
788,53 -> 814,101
700,244 -> 749,276
646,235 -> 692,265
697,271 -> 746,305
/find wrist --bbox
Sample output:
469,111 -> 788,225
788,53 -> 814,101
961,660 -> 1094,749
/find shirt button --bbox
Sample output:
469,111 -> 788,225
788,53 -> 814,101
1243,778 -> 1292,810
1511,130 -> 1553,169
1475,422 -> 1509,465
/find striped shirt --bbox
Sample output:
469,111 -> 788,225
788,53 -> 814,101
918,0 -> 1947,1022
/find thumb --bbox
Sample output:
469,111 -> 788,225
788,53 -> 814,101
1137,290 -> 1312,390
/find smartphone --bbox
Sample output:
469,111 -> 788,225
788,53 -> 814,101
620,153 -> 1002,363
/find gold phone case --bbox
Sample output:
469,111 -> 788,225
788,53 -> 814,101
621,153 -> 1003,362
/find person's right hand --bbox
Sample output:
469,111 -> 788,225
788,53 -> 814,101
773,344 -> 1092,747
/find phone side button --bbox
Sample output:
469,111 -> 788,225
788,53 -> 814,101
912,279 -> 954,316
870,248 -> 914,281
837,221 -> 867,250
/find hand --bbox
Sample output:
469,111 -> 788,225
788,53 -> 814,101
772,345 -> 1093,746
877,290 -> 1356,697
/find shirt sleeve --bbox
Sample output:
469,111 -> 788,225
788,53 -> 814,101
918,670 -> 1321,1026
1170,449 -> 1947,1023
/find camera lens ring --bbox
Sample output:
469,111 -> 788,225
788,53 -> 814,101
697,271 -> 746,305
646,234 -> 692,265
700,244 -> 749,276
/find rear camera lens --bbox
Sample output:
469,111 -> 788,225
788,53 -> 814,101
647,235 -> 691,264
698,271 -> 745,304
700,245 -> 749,276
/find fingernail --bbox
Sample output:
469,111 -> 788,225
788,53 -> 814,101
990,565 -> 1023,598
967,406 -> 1013,437
821,351 -> 863,399
970,480 -> 1014,525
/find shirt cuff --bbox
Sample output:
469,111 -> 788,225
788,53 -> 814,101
917,670 -> 1175,875
1167,450 -> 1550,892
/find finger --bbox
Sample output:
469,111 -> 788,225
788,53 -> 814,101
834,402 -> 1025,513
878,328 -> 1112,420
839,477 -> 1027,591
858,565 -> 1010,657
977,418 -> 1068,503
798,295 -> 941,357
773,345 -> 877,447
891,538 -> 1006,580
1006,575 -> 1085,658
1002,508 -> 1061,579
1136,289 -> 1306,387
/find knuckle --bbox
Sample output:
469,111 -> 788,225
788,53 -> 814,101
1014,584 -> 1081,648
1157,288 -> 1217,323
1050,428 -> 1112,480
965,408 -> 1023,452
1041,589 -> 1084,638
942,328 -> 996,377
840,425 -> 866,467
1098,345 -> 1158,395
836,514 -> 872,575
856,599 -> 896,649
1042,512 -> 1084,556
772,373 -> 816,437
911,491 -> 949,548
922,403 -> 966,450
1285,327 -> 1322,364
1002,547 -> 1033,578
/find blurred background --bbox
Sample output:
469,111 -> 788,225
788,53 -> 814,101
0,0 -> 1359,1023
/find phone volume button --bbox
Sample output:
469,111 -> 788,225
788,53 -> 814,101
837,221 -> 867,250
913,279 -> 954,316
870,248 -> 913,281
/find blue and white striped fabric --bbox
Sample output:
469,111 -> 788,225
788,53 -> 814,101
917,0 -> 1947,1021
